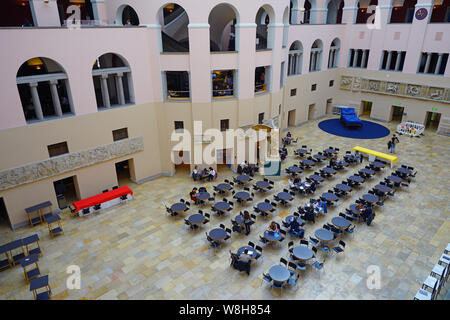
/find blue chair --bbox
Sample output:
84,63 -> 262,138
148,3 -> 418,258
261,273 -> 272,287
287,273 -> 300,291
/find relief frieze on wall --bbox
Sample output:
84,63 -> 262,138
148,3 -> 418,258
340,76 -> 450,104
0,137 -> 144,191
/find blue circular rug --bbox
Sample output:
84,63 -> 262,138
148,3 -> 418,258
318,119 -> 390,139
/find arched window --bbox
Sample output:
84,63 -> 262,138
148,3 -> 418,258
328,38 -> 341,68
57,0 -> 94,26
157,4 -> 190,52
283,6 -> 290,47
0,0 -> 34,27
288,41 -> 303,75
208,4 -> 239,52
256,5 -> 275,50
304,0 -> 313,24
389,0 -> 417,23
430,0 -> 450,22
92,53 -> 134,109
309,40 -> 323,72
326,0 -> 344,24
117,5 -> 140,26
17,58 -> 74,122
290,0 -> 299,24
355,0 -> 378,24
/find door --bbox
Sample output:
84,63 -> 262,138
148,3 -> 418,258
390,105 -> 404,123
425,111 -> 441,131
0,197 -> 11,229
53,176 -> 80,209
308,104 -> 315,120
288,109 -> 296,126
361,101 -> 372,117
326,99 -> 333,114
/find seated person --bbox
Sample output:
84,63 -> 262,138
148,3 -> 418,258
238,249 -> 252,275
303,205 -> 315,223
267,221 -> 280,233
192,165 -> 199,181
237,164 -> 243,175
361,205 -> 375,225
319,199 -> 327,214
286,132 -> 292,138
288,178 -> 297,190
190,188 -> 198,204
329,156 -> 337,168
208,167 -> 216,181
200,168 -> 208,181
198,186 -> 207,193
289,216 -> 304,238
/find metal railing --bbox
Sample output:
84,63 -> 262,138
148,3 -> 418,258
212,89 -> 234,98
167,90 -> 190,99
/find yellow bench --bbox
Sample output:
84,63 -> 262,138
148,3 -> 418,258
351,146 -> 398,168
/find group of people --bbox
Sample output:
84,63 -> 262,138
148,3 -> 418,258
189,187 -> 208,205
213,84 -> 233,97
299,199 -> 327,223
237,161 -> 258,176
288,177 -> 318,194
192,166 -> 217,182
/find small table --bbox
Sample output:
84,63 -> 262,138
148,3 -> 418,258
188,214 -> 206,225
332,217 -> 351,229
209,228 -> 228,241
234,192 -> 250,201
396,167 -> 412,175
45,214 -> 63,238
287,166 -> 302,173
277,192 -> 293,201
336,160 -> 349,167
268,265 -> 290,283
255,181 -> 270,189
362,194 -> 379,203
309,174 -> 324,182
29,275 -> 51,300
313,154 -> 327,161
387,175 -> 402,183
257,202 -> 273,213
285,215 -> 305,226
322,167 -> 337,175
171,203 -> 187,213
359,168 -> 375,176
0,245 -> 12,271
25,201 -> 52,227
371,161 -> 386,168
335,184 -> 351,192
237,246 -> 258,260
216,183 -> 232,192
349,203 -> 363,215
296,148 -> 308,155
214,201 -> 231,212
302,159 -> 315,167
236,175 -> 250,183
264,230 -> 282,242
344,154 -> 356,162
315,229 -> 334,242
322,193 -> 338,202
324,148 -> 337,155
292,246 -> 314,261
348,175 -> 364,183
20,254 -> 40,282
197,192 -> 210,201
374,184 -> 392,193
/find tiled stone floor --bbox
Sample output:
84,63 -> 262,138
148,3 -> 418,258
0,115 -> 449,300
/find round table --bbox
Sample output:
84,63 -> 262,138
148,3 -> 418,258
332,217 -> 351,229
302,159 -> 315,166
277,192 -> 293,201
374,184 -> 392,193
349,203 -> 363,215
362,194 -> 379,203
296,148 -> 308,154
235,191 -> 250,201
209,228 -> 228,241
325,148 -> 337,154
217,183 -> 232,191
197,192 -> 210,201
188,213 -> 206,225
344,154 -> 356,161
214,202 -> 230,212
288,166 -> 302,173
268,265 -> 290,283
171,203 -> 187,213
335,184 -> 351,192
396,167 -> 412,175
359,168 -> 374,176
348,175 -> 364,183
322,192 -> 338,202
323,167 -> 337,175
255,181 -> 270,189
264,230 -> 282,242
387,175 -> 402,183
337,160 -> 349,167
315,229 -> 334,242
371,161 -> 386,168
313,154 -> 327,161
237,175 -> 250,183
237,246 -> 258,259
257,202 -> 273,212
292,246 -> 314,261
309,174 -> 324,182
285,215 -> 305,226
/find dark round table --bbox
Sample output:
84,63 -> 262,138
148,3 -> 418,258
396,167 -> 412,175
171,203 -> 187,213
309,174 -> 324,182
387,175 -> 402,183
235,215 -> 245,225
315,229 -> 334,242
292,246 -> 314,261
332,217 -> 351,229
313,154 -> 327,161
302,159 -> 315,166
349,203 -> 363,215
371,161 -> 386,168
348,175 -> 364,183
335,184 -> 351,192
255,181 -> 270,189
362,194 -> 379,203
337,160 -> 349,167
214,201 -> 230,212
288,166 -> 302,173
285,215 -> 305,226
323,167 -> 337,174
217,183 -> 232,191
235,191 -> 250,201
237,246 -> 258,259
237,175 -> 250,183
268,265 -> 290,283
374,184 -> 392,193
257,202 -> 272,212
277,192 -> 293,201
197,192 -> 210,200
188,213 -> 206,225
264,230 -> 282,242
209,228 -> 228,241
296,148 -> 308,154
325,148 -> 337,154
322,192 -> 338,202
344,154 -> 356,161
359,168 -> 374,176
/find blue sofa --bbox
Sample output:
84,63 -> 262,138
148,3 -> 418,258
340,107 -> 363,128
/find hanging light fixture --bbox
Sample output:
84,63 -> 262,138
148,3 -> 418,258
27,57 -> 43,70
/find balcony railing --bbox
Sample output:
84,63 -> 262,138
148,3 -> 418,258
212,88 -> 234,99
167,90 -> 190,100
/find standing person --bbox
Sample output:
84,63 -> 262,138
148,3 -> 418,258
390,134 -> 399,153
243,211 -> 252,236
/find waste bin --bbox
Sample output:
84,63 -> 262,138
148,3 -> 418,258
57,194 -> 67,209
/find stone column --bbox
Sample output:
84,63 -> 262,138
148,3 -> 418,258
100,74 -> 110,107
49,80 -> 63,116
309,52 -> 313,71
424,52 -> 432,73
386,51 -> 393,70
298,53 -> 303,74
352,49 -> 359,67
29,82 -> 43,120
115,73 -> 125,105
434,53 -> 443,74
361,49 -> 368,68
395,51 -> 402,71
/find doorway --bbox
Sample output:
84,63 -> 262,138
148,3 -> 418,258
326,99 -> 333,114
0,198 -> 11,229
390,105 -> 404,123
308,104 -> 315,120
173,150 -> 191,176
217,148 -> 233,173
425,111 -> 441,131
361,101 -> 372,117
288,109 -> 296,126
53,176 -> 79,209
115,160 -> 132,186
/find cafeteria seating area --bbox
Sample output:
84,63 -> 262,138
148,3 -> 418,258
0,115 -> 449,300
